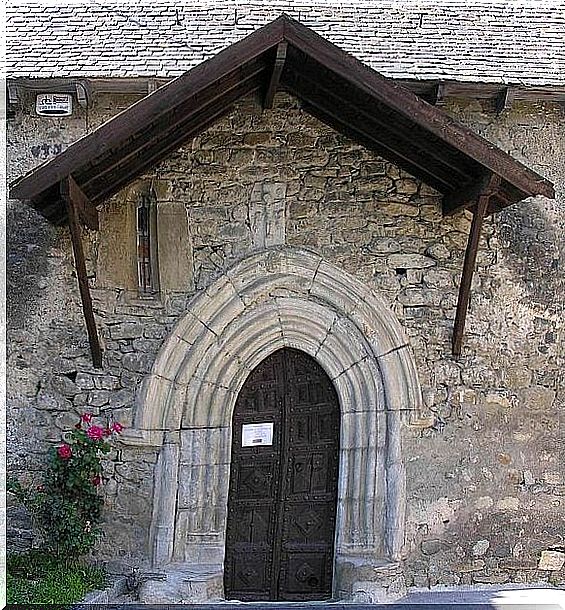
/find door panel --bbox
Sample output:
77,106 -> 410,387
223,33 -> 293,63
280,552 -> 332,597
226,550 -> 272,598
224,348 -> 340,601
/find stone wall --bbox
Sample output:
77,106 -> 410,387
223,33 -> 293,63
7,91 -> 564,585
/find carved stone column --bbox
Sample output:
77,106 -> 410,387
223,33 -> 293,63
150,431 -> 180,566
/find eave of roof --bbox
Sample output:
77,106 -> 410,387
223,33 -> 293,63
10,15 -> 555,225
9,75 -> 565,106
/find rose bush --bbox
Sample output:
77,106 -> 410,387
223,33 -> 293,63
8,413 -> 123,558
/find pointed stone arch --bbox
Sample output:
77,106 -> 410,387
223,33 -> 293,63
122,246 -> 422,592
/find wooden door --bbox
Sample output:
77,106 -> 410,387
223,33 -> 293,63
224,348 -> 340,601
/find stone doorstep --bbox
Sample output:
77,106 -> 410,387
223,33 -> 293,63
135,560 -> 407,605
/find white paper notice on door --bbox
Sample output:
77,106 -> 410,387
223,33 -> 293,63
242,422 -> 274,447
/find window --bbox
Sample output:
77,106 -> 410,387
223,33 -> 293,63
136,189 -> 159,296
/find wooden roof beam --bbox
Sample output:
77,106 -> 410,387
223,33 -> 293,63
10,16 -> 286,202
91,108 -> 237,202
9,15 -> 555,223
91,83 -> 264,203
61,175 -> 103,368
29,184 -> 69,225
80,62 -> 267,195
10,77 -> 565,104
283,17 -> 555,202
286,82 -> 459,192
300,98 -> 454,194
264,41 -> 287,109
282,56 -> 476,184
452,174 -> 501,359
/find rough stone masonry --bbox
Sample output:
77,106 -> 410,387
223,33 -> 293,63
7,90 -> 564,596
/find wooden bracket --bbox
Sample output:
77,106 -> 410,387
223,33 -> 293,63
496,87 -> 515,115
452,174 -> 501,359
443,170 -> 503,216
147,79 -> 160,94
61,175 -> 99,230
264,41 -> 288,109
61,175 -> 103,368
8,83 -> 19,105
429,83 -> 448,106
75,81 -> 92,109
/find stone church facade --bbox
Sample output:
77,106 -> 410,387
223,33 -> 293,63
7,3 -> 564,603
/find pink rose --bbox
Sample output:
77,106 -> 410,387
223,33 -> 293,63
111,422 -> 123,434
58,444 -> 72,459
87,425 -> 104,440
81,413 -> 93,424
91,475 -> 101,486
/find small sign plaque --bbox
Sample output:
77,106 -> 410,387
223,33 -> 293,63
36,93 -> 73,116
242,422 -> 274,447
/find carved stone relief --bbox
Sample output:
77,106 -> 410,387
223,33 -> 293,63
249,182 -> 287,249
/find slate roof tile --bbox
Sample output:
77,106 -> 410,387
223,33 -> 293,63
6,0 -> 565,84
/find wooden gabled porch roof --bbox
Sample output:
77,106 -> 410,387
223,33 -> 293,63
11,14 -> 554,222
9,15 -> 555,366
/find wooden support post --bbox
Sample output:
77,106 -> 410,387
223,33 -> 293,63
264,41 -> 287,109
452,193 -> 490,359
61,176 -> 103,368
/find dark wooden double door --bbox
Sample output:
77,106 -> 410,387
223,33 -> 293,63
224,348 -> 340,601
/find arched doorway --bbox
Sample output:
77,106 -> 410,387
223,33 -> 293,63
124,247 -> 423,600
224,348 -> 340,601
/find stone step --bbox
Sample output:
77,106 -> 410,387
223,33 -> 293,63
135,559 -> 407,605
91,581 -> 565,610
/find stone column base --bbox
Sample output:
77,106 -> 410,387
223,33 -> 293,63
137,564 -> 223,604
335,556 -> 407,603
